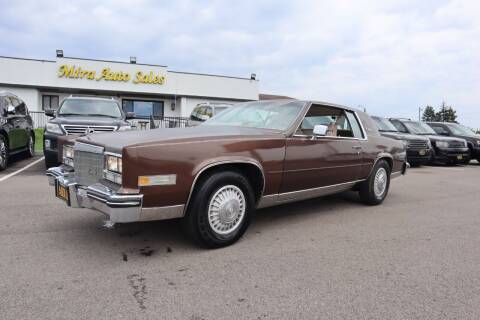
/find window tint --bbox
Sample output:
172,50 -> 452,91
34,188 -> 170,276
430,125 -> 449,135
15,100 -> 27,115
390,120 -> 408,133
346,111 -> 364,138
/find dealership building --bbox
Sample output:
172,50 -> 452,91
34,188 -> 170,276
0,54 -> 259,124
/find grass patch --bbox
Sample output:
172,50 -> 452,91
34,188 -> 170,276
34,128 -> 44,152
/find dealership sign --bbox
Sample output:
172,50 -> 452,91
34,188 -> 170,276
58,64 -> 166,85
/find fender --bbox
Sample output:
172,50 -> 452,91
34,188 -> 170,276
184,157 -> 266,214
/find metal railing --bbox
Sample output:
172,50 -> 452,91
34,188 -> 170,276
29,111 -> 190,130
129,117 -> 190,130
30,111 -> 48,129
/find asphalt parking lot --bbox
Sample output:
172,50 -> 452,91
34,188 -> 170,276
1,156 -> 480,320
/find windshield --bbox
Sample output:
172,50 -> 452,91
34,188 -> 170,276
202,100 -> 305,131
403,121 -> 436,135
372,116 -> 398,132
447,123 -> 476,136
58,99 -> 122,118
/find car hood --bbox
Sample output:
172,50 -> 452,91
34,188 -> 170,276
380,132 -> 429,141
76,125 -> 284,153
451,134 -> 480,142
424,135 -> 466,142
49,116 -> 128,127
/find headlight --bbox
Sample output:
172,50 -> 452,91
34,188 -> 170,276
476,140 -> 480,146
436,141 -> 449,148
118,125 -> 132,131
63,145 -> 74,167
104,154 -> 122,184
106,155 -> 122,173
46,123 -> 63,134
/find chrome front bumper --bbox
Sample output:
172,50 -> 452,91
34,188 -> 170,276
47,167 -> 184,223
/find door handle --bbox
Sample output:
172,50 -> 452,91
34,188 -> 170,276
352,146 -> 362,149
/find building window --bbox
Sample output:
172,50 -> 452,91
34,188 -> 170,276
122,99 -> 164,119
42,95 -> 59,110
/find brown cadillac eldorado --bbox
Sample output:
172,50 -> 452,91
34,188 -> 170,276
47,100 -> 408,247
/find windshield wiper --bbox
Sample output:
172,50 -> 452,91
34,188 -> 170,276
58,113 -> 83,116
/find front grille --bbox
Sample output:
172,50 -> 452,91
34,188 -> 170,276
62,125 -> 117,135
74,143 -> 104,186
407,139 -> 429,150
448,140 -> 466,148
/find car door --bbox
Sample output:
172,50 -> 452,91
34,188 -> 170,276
14,98 -> 31,148
280,104 -> 365,197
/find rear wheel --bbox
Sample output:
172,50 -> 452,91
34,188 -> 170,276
0,135 -> 8,171
183,171 -> 255,248
359,159 -> 391,205
25,134 -> 35,158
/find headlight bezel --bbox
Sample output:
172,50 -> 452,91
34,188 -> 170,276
46,122 -> 64,135
62,145 -> 74,167
104,153 -> 123,184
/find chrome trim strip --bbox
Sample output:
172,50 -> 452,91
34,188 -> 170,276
184,160 -> 266,215
104,151 -> 122,158
289,104 -> 368,141
74,142 -> 104,154
257,180 -> 364,209
141,205 -> 185,221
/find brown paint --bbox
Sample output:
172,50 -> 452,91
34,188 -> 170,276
66,101 -> 406,208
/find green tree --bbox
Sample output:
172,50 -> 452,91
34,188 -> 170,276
435,102 -> 458,123
422,106 -> 437,121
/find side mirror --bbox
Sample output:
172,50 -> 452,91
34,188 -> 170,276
440,131 -> 449,136
45,109 -> 55,117
7,106 -> 15,115
125,112 -> 135,120
313,124 -> 328,137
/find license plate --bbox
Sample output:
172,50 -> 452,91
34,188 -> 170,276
56,183 -> 70,205
457,155 -> 463,160
419,149 -> 426,156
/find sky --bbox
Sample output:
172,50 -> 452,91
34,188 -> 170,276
0,0 -> 479,127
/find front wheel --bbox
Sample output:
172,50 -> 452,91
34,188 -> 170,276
183,171 -> 255,248
0,135 -> 8,171
359,159 -> 391,205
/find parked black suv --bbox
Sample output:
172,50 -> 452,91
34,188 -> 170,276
427,122 -> 480,163
389,118 -> 469,165
43,96 -> 134,168
0,92 -> 35,171
371,116 -> 431,166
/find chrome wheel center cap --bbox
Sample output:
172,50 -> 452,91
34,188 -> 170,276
219,199 -> 240,223
208,185 -> 246,235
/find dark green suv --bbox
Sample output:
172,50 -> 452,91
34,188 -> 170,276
0,92 -> 35,171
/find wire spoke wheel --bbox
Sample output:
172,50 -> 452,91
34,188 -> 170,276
0,140 -> 6,167
208,185 -> 246,235
373,167 -> 388,198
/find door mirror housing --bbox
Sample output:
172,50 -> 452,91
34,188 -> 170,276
125,112 -> 135,120
313,124 -> 328,137
44,109 -> 56,117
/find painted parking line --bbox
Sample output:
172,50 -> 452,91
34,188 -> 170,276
0,156 -> 45,182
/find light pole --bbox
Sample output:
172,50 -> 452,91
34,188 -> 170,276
418,107 -> 423,122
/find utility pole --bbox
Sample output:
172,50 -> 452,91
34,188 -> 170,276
418,107 -> 423,122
